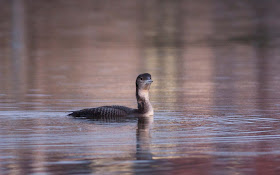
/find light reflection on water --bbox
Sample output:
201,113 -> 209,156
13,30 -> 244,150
1,0 -> 280,174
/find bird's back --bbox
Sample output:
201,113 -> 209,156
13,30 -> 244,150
68,105 -> 134,118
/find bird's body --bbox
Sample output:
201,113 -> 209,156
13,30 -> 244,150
68,73 -> 153,118
69,105 -> 134,118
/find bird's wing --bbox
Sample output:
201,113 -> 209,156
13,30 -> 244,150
68,105 -> 133,118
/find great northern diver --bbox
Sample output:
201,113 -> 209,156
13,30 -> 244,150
68,73 -> 154,118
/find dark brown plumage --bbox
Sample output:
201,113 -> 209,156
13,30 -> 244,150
68,73 -> 153,118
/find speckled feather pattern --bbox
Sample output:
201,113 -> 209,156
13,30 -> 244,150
69,105 -> 134,118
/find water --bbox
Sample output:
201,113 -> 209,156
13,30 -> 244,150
1,0 -> 280,174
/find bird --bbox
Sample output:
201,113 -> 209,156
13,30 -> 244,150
68,73 -> 154,118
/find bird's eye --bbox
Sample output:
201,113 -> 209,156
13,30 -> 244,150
140,77 -> 143,80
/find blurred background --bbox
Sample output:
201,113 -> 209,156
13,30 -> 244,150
1,0 -> 280,174
1,0 -> 280,112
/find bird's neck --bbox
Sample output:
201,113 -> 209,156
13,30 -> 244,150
136,89 -> 153,115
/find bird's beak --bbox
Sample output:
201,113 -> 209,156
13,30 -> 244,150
146,79 -> 153,84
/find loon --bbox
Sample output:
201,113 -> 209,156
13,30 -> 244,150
68,73 -> 154,118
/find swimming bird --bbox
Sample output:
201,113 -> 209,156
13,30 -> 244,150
68,73 -> 154,118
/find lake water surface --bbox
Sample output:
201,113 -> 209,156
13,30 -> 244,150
1,0 -> 280,174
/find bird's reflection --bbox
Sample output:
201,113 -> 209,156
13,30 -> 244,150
72,114 -> 154,160
136,116 -> 154,160
44,115 -> 154,174
74,114 -> 154,158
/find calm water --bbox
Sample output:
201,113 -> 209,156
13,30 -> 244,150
1,0 -> 280,174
